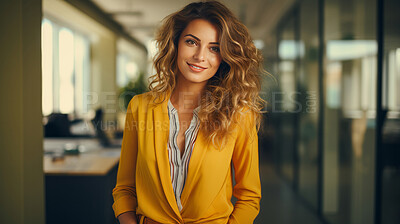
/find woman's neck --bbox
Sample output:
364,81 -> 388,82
170,77 -> 206,113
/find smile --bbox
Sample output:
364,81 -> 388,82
187,62 -> 207,72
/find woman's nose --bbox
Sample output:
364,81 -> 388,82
193,47 -> 205,61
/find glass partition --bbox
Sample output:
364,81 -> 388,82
380,0 -> 400,223
277,15 -> 298,186
298,0 -> 320,210
323,0 -> 377,223
269,1 -> 399,223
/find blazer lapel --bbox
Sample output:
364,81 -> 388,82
180,129 -> 209,210
152,92 -> 182,220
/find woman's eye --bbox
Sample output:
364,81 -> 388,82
185,39 -> 196,45
210,46 -> 220,53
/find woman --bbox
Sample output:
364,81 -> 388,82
113,1 -> 265,223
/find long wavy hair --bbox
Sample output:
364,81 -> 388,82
149,0 -> 266,148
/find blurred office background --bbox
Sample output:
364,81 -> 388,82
0,0 -> 399,224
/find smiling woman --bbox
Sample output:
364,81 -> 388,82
176,19 -> 222,87
112,1 -> 265,224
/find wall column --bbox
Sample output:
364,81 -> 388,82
0,0 -> 45,223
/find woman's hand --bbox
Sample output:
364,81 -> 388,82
117,211 -> 138,224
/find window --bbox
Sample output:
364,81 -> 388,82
41,18 -> 90,116
116,53 -> 139,88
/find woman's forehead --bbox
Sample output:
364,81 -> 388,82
181,19 -> 220,43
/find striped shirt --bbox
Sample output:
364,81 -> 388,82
167,99 -> 200,211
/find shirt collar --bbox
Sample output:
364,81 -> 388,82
167,98 -> 201,116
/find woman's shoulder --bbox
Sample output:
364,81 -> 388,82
235,107 -> 256,121
129,92 -> 153,104
128,91 -> 167,112
231,107 -> 258,131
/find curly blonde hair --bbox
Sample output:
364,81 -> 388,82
149,0 -> 266,148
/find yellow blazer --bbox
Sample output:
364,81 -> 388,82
112,92 -> 261,224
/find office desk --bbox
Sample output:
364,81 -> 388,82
44,138 -> 120,224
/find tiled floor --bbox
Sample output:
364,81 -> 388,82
254,160 -> 324,224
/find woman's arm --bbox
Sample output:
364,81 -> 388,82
112,96 -> 140,220
228,111 -> 262,224
117,211 -> 137,224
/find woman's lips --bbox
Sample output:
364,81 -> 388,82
187,62 -> 207,72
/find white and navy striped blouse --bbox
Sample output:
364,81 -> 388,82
167,99 -> 201,211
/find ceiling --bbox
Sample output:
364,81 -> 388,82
91,0 -> 295,50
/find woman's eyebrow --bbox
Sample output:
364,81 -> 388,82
184,34 -> 219,45
184,34 -> 200,41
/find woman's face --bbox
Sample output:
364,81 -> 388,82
176,19 -> 222,86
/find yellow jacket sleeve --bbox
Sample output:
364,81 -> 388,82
228,111 -> 261,224
112,97 -> 139,218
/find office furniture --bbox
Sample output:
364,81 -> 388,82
44,138 -> 120,224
